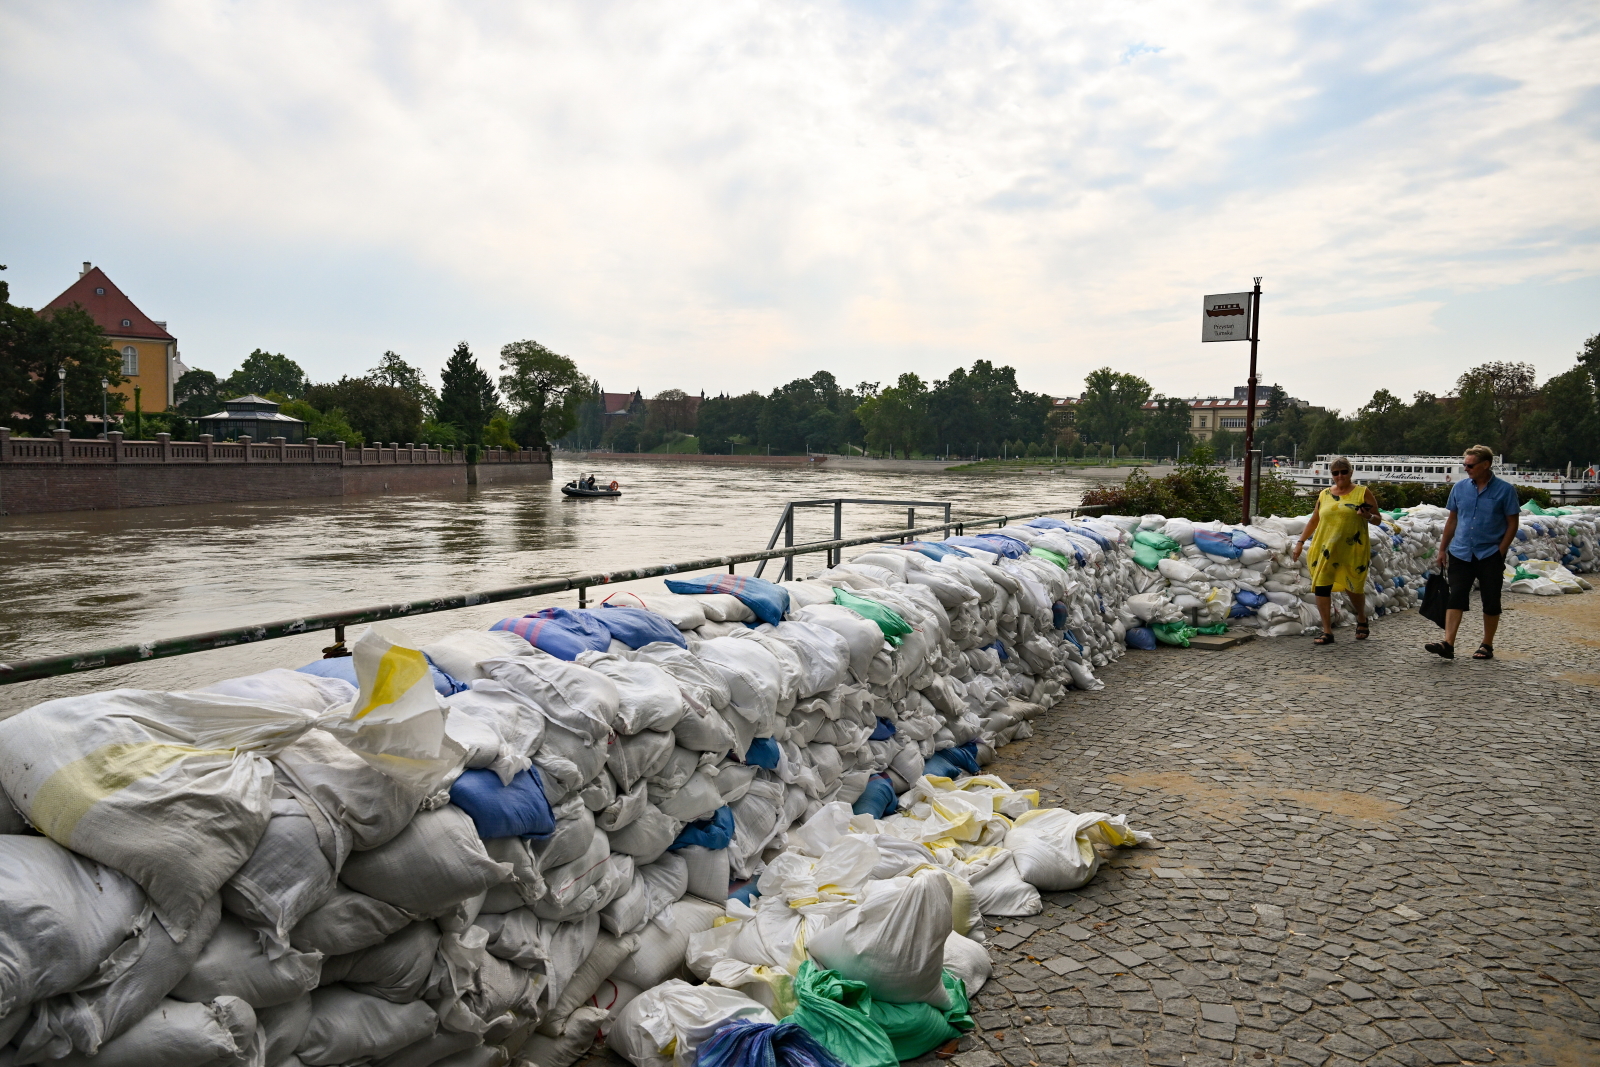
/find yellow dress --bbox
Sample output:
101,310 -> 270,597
1308,485 -> 1372,593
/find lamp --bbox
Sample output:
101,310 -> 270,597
100,378 -> 109,438
57,365 -> 67,432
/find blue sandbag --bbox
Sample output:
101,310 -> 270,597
594,605 -> 688,649
670,805 -> 736,851
1051,602 -> 1070,630
1193,530 -> 1243,559
922,742 -> 980,780
727,879 -> 762,906
491,607 -> 611,660
1228,602 -> 1255,618
1026,517 -> 1071,530
296,655 -> 466,696
943,535 -> 1023,559
989,640 -> 1008,662
664,574 -> 790,625
698,1020 -> 849,1067
1234,588 -> 1267,609
869,717 -> 896,741
1231,530 -> 1267,550
903,541 -> 970,561
448,767 -> 555,840
1125,626 -> 1157,651
744,736 -> 781,769
851,775 -> 899,819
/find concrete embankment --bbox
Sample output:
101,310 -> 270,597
562,451 -> 1172,479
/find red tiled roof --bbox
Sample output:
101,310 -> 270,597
41,266 -> 174,341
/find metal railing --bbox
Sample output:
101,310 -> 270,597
753,498 -> 954,580
0,505 -> 1081,686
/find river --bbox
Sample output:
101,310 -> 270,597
0,458 -> 1103,711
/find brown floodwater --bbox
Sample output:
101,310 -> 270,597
0,458 -> 1097,712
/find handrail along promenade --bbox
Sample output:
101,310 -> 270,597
0,505 -> 1086,685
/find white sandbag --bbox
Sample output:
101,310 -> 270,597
171,914 -> 323,1008
792,604 -> 888,679
687,593 -> 756,623
573,653 -> 689,734
45,996 -> 259,1067
274,728 -> 423,853
482,837 -> 546,910
422,630 -> 532,683
606,805 -> 682,865
534,801 -> 597,871
296,987 -> 437,1066
668,702 -> 738,755
600,853 -> 690,936
600,591 -> 709,630
538,830 -> 613,914
619,645 -> 732,714
17,895 -> 223,1064
290,887 -> 412,956
441,682 -> 544,785
610,729 -> 677,790
481,652 -> 619,739
0,836 -> 150,1019
536,930 -> 639,1036
807,869 -> 953,1007
474,909 -> 548,970
777,581 -> 840,610
257,993 -> 312,1067
610,898 -> 726,989
373,1029 -> 482,1067
538,915 -> 601,1011
220,794 -> 337,951
967,851 -> 1042,917
1005,807 -> 1147,891
0,689 -> 319,941
598,777 -> 651,833
197,669 -> 354,713
318,921 -> 441,1004
654,771 -> 723,823
607,979 -> 774,1067
523,1004 -> 607,1067
694,638 -> 783,732
340,806 -> 511,918
678,845 -> 731,902
759,621 -> 852,698
942,931 -> 991,995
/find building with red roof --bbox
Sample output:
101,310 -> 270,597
42,263 -> 181,411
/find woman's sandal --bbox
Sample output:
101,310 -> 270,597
1425,640 -> 1455,660
1473,644 -> 1494,660
1313,632 -> 1335,645
1356,621 -> 1370,640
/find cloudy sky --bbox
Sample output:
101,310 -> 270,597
2,0 -> 1596,411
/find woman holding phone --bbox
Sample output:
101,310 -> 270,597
1291,456 -> 1382,644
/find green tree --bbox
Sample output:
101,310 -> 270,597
225,349 -> 307,398
557,381 -> 605,450
498,340 -> 585,451
1578,332 -> 1600,389
302,378 -> 421,444
1139,396 -> 1193,459
368,351 -> 439,416
174,369 -> 223,417
696,392 -> 765,453
484,414 -> 518,449
437,342 -> 498,446
1520,365 -> 1599,470
857,373 -> 929,458
1075,368 -> 1151,452
279,399 -> 365,446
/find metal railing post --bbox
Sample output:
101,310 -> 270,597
832,501 -> 843,567
782,509 -> 795,581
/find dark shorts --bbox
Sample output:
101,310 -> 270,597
1314,585 -> 1332,598
1447,551 -> 1505,615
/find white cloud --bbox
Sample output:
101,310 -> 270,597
1,0 -> 1595,409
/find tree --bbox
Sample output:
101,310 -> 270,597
302,378 -> 422,445
437,342 -> 498,446
498,340 -> 585,451
280,398 -> 365,446
225,349 -> 307,398
646,389 -> 698,436
1140,396 -> 1193,458
1,269 -> 126,435
1579,332 -> 1600,390
174,369 -> 222,417
696,392 -> 765,454
368,351 -> 439,416
557,382 -> 605,450
1075,368 -> 1151,452
1521,365 -> 1599,470
857,373 -> 929,458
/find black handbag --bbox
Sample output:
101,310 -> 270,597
1420,572 -> 1449,628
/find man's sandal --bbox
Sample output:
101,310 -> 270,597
1355,622 -> 1370,640
1313,632 -> 1335,645
1473,644 -> 1494,660
1425,640 -> 1454,659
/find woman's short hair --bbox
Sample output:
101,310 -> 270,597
1329,456 -> 1352,472
1465,444 -> 1494,464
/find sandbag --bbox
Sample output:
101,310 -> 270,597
340,805 -> 511,917
572,653 -> 689,734
522,1004 -> 607,1067
448,768 -> 555,841
593,606 -> 691,650
607,979 -> 775,1067
171,913 -> 323,1008
319,921 -> 441,1004
786,962 -> 897,1067
274,727 -> 423,853
942,931 -> 991,995
1004,807 -> 1146,891
599,591 -> 709,630
220,793 -> 337,950
258,993 -> 313,1067
679,845 -> 731,901
536,930 -> 639,1036
44,996 -> 259,1067
290,887 -> 412,956
697,1019 -> 850,1067
0,836 -> 150,1018
610,898 -> 725,988
420,630 -> 535,682
807,870 -> 953,1007
491,608 -> 613,660
296,987 -> 437,1066
607,805 -> 682,865
441,682 -> 544,785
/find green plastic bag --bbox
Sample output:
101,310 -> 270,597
1151,620 -> 1196,647
788,962 -> 898,1067
833,589 -> 913,648
1523,499 -> 1548,515
867,971 -> 974,1060
1130,530 -> 1179,571
1195,622 -> 1229,636
1030,546 -> 1071,570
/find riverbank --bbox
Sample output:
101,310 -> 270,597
560,450 -> 1173,480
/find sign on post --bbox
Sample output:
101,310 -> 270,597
1202,293 -> 1253,342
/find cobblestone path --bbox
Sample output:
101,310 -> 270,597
960,594 -> 1600,1067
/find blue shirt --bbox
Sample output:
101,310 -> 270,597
1446,475 -> 1519,561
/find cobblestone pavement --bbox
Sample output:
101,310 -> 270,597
955,594 -> 1600,1067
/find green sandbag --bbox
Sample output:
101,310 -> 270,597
1195,622 -> 1228,636
833,588 -> 913,647
788,962 -> 898,1067
1522,499 -> 1548,515
1151,620 -> 1196,647
1131,529 -> 1178,570
1030,546 -> 1071,570
867,971 -> 974,1061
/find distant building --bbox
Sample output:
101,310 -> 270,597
42,264 -> 180,411
197,395 -> 307,443
1142,391 -> 1309,443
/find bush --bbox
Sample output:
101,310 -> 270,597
483,415 -> 518,449
420,418 -> 460,449
280,399 -> 364,447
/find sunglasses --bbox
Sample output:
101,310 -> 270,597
1463,459 -> 1481,469
1332,468 -> 1351,475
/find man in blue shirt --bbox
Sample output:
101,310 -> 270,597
1425,444 -> 1521,660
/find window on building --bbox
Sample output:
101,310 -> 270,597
1221,417 -> 1245,428
122,346 -> 139,375
95,287 -> 105,295
121,318 -> 132,327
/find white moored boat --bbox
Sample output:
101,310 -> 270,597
1277,454 -> 1599,501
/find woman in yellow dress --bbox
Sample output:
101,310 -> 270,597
1291,456 -> 1382,645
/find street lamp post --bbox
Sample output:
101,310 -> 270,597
100,378 -> 108,438
57,366 -> 67,432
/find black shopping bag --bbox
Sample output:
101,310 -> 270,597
1420,573 -> 1449,628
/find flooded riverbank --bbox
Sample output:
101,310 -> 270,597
0,458 -> 1098,710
